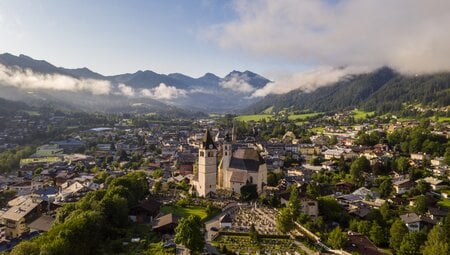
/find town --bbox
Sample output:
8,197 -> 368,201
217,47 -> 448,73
0,108 -> 448,255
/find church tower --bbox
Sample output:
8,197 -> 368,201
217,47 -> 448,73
197,129 -> 217,197
219,131 -> 232,189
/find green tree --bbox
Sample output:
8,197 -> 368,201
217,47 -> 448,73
306,182 -> 320,199
398,231 -> 426,255
327,226 -> 347,249
10,241 -> 40,255
240,184 -> 258,201
249,223 -> 259,243
413,195 -> 428,214
369,222 -> 385,246
350,156 -> 370,185
390,220 -> 408,253
174,215 -> 205,255
379,179 -> 393,198
422,224 -> 449,255
395,157 -> 410,174
288,186 -> 300,218
276,208 -> 293,233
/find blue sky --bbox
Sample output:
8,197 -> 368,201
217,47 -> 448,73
0,0 -> 302,77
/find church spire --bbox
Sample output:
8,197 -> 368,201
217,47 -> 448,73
202,129 -> 217,150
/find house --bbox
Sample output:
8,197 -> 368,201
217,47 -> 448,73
219,214 -> 232,228
400,213 -> 421,231
300,198 -> 319,219
56,181 -> 91,203
345,232 -> 387,255
0,197 -> 43,238
410,153 -> 429,161
393,179 -> 414,194
129,199 -> 161,224
420,177 -> 444,190
152,213 -> 179,234
427,207 -> 448,222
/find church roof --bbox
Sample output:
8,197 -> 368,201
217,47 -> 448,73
229,148 -> 265,172
202,129 -> 217,150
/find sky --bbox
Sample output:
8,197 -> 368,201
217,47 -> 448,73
1,0 -> 450,97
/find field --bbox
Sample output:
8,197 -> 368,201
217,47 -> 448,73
288,112 -> 322,121
160,205 -> 208,220
236,114 -> 272,122
352,109 -> 375,120
438,199 -> 450,208
436,116 -> 450,122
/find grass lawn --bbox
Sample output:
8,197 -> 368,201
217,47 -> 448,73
236,114 -> 272,122
436,116 -> 450,122
160,205 -> 208,220
288,112 -> 322,121
352,109 -> 375,120
438,199 -> 450,208
310,127 -> 325,133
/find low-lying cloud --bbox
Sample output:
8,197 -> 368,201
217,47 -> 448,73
141,83 -> 187,100
208,0 -> 450,96
0,64 -> 112,95
251,66 -> 371,97
117,84 -> 135,97
219,73 -> 256,93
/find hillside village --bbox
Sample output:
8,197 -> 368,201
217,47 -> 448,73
0,109 -> 448,255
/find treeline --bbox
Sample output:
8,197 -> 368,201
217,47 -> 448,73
10,172 -> 162,255
244,67 -> 450,115
0,146 -> 35,173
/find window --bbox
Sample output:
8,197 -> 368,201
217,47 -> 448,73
225,152 -> 227,156
249,176 -> 253,184
200,151 -> 204,157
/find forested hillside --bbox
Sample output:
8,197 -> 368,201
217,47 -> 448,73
244,67 -> 450,114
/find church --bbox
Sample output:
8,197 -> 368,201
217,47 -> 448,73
193,129 -> 267,197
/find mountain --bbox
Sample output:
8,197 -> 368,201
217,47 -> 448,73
0,53 -> 271,114
243,67 -> 450,114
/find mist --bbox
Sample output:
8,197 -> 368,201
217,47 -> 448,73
0,64 -> 112,95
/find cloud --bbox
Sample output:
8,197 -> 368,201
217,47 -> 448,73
212,0 -> 450,75
140,83 -> 187,100
0,64 -> 112,95
251,66 -> 371,97
117,84 -> 135,97
219,73 -> 256,93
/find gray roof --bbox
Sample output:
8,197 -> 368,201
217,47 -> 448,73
400,213 -> 421,224
229,148 -> 265,172
28,215 -> 54,232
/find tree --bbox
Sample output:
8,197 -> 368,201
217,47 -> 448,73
413,195 -> 428,214
395,157 -> 410,174
249,223 -> 259,243
306,182 -> 320,199
350,156 -> 370,185
422,224 -> 449,255
240,184 -> 258,201
328,226 -> 347,249
276,208 -> 293,233
379,179 -> 393,198
390,220 -> 408,253
398,231 -> 426,255
369,222 -> 385,246
10,241 -> 40,255
444,147 -> 450,166
288,186 -> 300,218
174,215 -> 205,255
